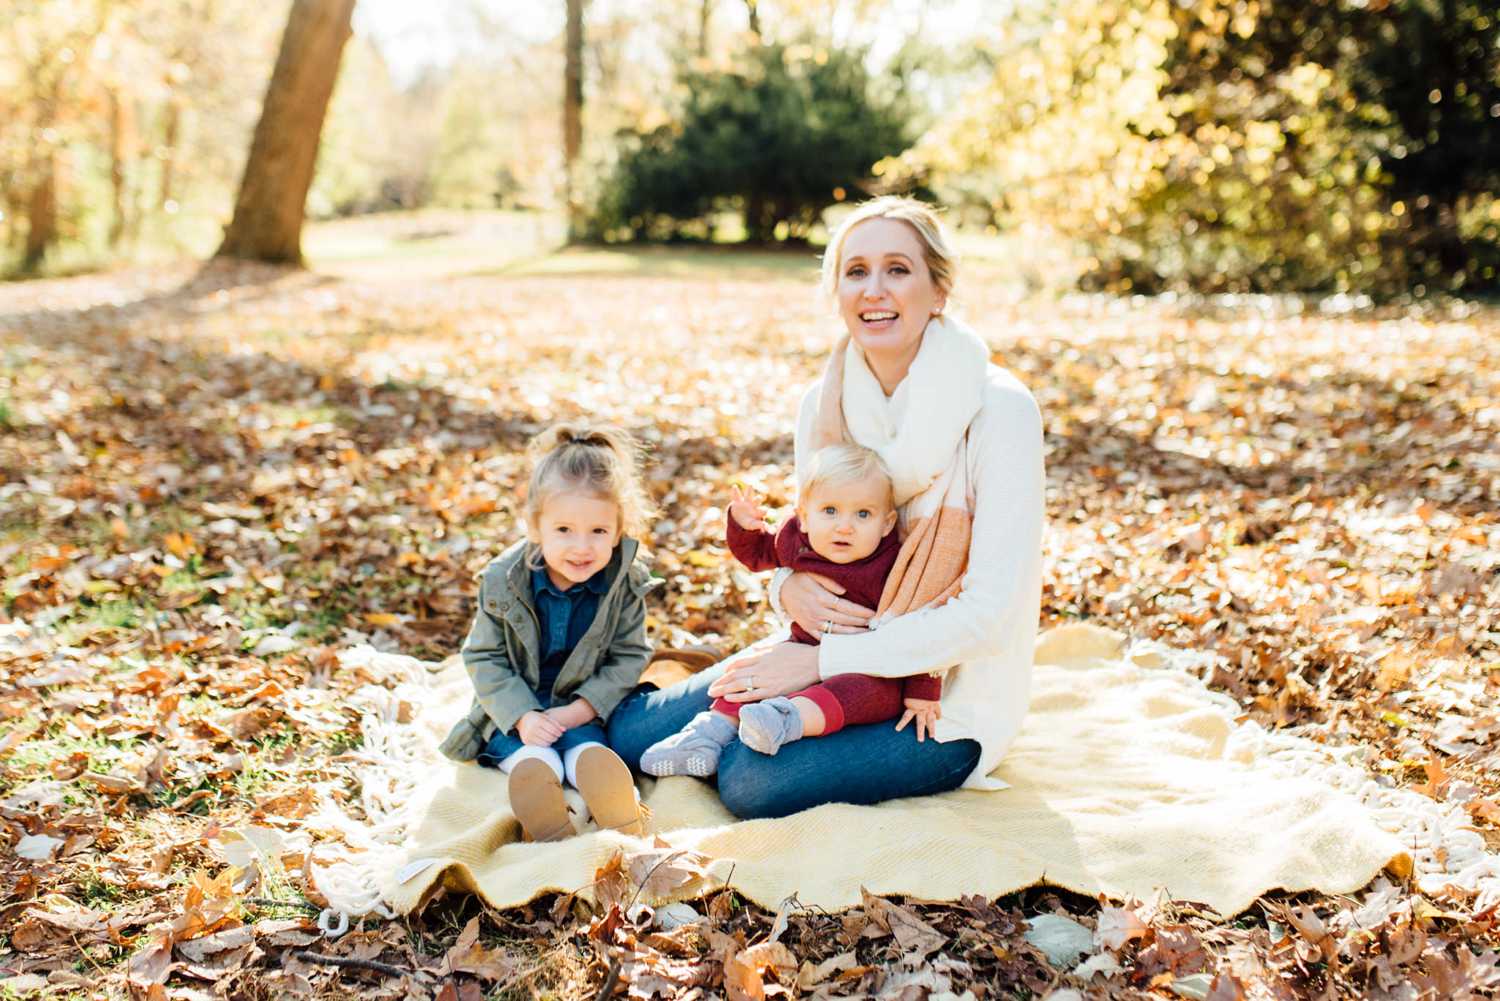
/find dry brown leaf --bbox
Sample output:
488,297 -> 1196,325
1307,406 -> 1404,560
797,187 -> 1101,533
593,850 -> 630,911
441,916 -> 512,980
252,918 -> 321,948
723,951 -> 766,1001
177,924 -> 255,960
1413,753 -> 1450,801
797,951 -> 857,989
127,932 -> 176,989
163,531 -> 197,558
1096,905 -> 1150,950
860,889 -> 946,956
626,845 -> 713,900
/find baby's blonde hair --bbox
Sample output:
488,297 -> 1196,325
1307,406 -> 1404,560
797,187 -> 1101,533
799,444 -> 895,511
820,195 -> 958,301
525,422 -> 653,540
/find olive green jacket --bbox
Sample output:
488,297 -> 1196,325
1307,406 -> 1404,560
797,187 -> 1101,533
438,536 -> 658,762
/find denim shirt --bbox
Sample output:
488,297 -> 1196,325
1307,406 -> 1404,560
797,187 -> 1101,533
531,565 -> 609,700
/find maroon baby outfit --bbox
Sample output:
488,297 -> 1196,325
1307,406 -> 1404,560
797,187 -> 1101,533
712,513 -> 941,734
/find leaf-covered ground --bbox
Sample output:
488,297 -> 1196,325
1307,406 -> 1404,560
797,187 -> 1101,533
1,247 -> 1497,999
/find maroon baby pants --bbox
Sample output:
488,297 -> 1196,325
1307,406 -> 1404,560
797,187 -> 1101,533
712,673 -> 904,733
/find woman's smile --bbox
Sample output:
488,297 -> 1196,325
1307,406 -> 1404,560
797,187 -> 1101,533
836,217 -> 946,387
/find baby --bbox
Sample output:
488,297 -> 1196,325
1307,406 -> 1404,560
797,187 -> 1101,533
640,443 -> 941,777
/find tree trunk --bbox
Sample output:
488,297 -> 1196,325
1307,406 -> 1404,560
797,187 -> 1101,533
699,0 -> 711,57
744,190 -> 771,243
22,153 -> 58,274
108,88 -> 133,249
743,0 -> 762,41
159,99 -> 181,211
563,0 -> 585,241
216,0 -> 354,265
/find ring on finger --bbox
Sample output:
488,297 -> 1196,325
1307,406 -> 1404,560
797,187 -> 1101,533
822,618 -> 833,634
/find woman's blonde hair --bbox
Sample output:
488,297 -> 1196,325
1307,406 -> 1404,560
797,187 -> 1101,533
820,195 -> 958,300
799,443 -> 895,511
525,422 -> 654,540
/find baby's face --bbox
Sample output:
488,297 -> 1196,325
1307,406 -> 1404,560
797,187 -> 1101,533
798,475 -> 898,564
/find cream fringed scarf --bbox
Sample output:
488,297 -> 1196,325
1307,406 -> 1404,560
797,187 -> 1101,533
810,316 -> 991,628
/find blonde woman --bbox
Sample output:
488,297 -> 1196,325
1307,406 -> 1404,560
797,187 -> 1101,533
610,197 -> 1044,818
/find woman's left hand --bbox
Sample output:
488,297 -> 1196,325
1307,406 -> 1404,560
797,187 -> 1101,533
706,641 -> 821,702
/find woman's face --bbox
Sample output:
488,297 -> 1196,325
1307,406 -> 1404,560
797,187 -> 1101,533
835,217 -> 946,364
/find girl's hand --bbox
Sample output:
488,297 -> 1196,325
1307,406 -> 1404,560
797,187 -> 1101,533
707,641 -> 821,702
544,697 -> 597,731
728,487 -> 768,531
781,571 -> 875,637
895,698 -> 941,742
517,710 -> 565,747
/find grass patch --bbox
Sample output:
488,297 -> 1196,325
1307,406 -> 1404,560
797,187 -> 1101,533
2,728 -> 133,792
321,727 -> 364,757
259,401 -> 347,429
222,590 -> 287,635
504,243 -> 822,282
231,729 -> 303,801
159,566 -> 205,595
74,870 -> 126,910
300,598 -> 355,643
305,208 -> 567,281
51,598 -> 150,645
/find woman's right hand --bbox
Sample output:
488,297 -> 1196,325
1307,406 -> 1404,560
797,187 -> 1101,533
780,571 -> 875,637
517,710 -> 565,747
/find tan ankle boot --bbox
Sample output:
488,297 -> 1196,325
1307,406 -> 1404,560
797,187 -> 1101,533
508,758 -> 575,842
572,745 -> 645,837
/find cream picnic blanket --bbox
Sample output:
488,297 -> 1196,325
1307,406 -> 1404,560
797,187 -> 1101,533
313,623 -> 1424,920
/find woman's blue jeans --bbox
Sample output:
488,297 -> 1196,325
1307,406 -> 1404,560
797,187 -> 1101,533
606,662 -> 980,820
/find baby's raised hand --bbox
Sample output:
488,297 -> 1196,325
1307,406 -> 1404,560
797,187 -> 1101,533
728,486 -> 768,531
895,698 -> 942,743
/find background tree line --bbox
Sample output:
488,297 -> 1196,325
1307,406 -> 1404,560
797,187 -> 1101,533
2,0 -> 1495,295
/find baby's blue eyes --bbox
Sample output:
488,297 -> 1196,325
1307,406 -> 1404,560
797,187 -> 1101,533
819,507 -> 874,519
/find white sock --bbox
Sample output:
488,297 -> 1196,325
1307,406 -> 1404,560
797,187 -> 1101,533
562,741 -> 603,789
499,744 -> 564,782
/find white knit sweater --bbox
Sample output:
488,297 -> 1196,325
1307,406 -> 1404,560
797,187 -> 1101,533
795,363 -> 1045,790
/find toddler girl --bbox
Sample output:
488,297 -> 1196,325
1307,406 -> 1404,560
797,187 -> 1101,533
439,423 -> 657,841
639,444 -> 942,777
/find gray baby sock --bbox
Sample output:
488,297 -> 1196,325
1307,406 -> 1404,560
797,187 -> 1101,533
639,711 -> 738,778
738,697 -> 805,756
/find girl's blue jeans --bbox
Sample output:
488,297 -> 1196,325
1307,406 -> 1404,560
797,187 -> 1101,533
606,662 -> 980,820
476,722 -> 609,768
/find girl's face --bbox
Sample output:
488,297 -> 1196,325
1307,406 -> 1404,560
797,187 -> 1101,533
534,492 -> 621,590
797,474 -> 898,564
835,218 -> 946,368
